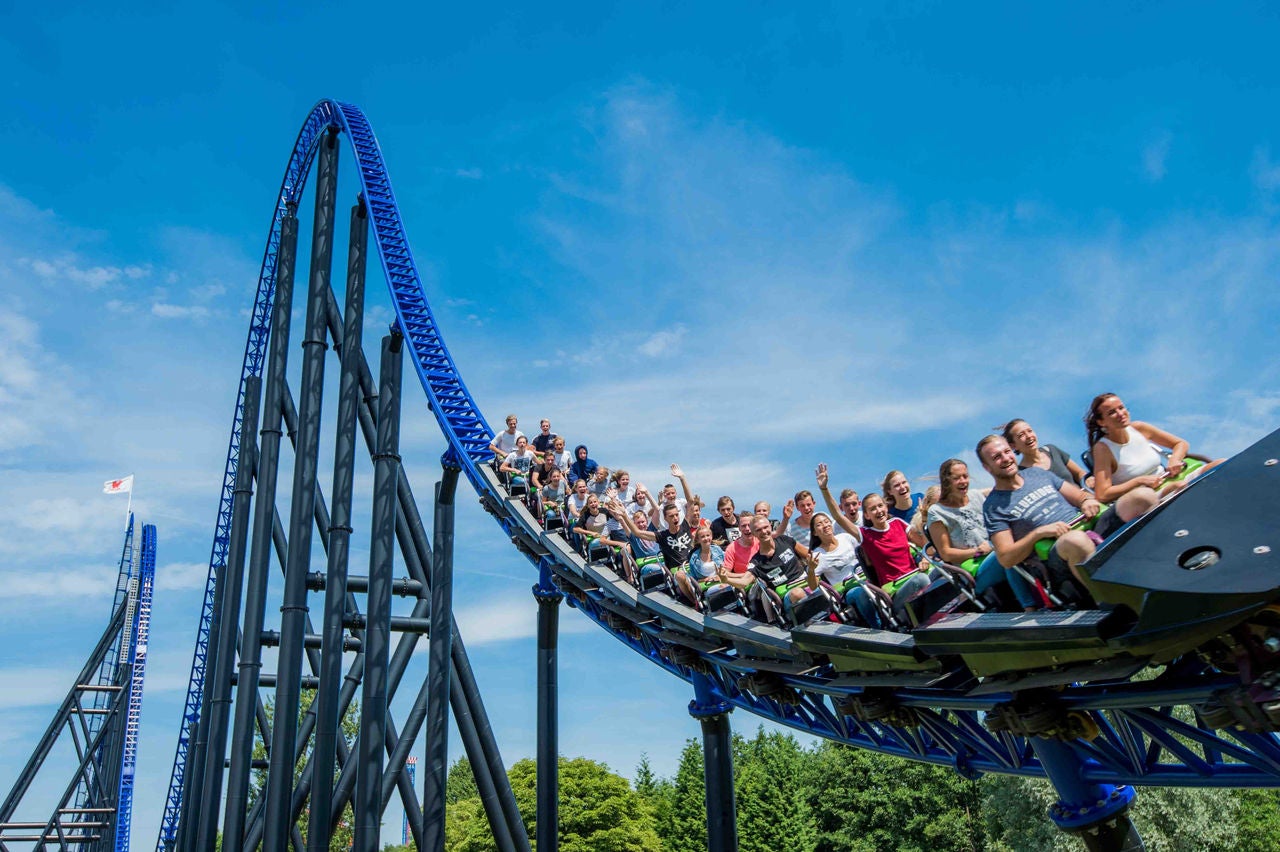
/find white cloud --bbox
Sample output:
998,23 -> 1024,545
1142,132 -> 1172,181
446,595 -> 595,648
151,302 -> 211,319
0,668 -> 77,709
154,561 -> 212,591
1251,145 -> 1280,193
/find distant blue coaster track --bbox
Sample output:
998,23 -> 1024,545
159,99 -> 1280,850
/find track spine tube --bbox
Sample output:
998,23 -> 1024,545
1032,738 -> 1144,851
690,673 -> 737,852
307,198 -> 369,852
222,209 -> 299,852
422,464 -> 460,852
356,332 -> 404,851
533,562 -> 563,852
179,524 -> 228,851
193,377 -> 262,852
265,128 -> 338,852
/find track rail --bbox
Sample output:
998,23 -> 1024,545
160,101 -> 1280,847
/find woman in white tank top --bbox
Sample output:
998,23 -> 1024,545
1085,393 -> 1223,502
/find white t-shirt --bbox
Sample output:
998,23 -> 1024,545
813,532 -> 862,586
491,429 -> 525,454
552,449 -> 573,472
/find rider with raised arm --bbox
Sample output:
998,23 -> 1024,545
782,490 -> 818,542
844,492 -> 937,628
816,463 -> 862,529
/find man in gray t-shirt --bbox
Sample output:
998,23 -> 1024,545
983,466 -> 1079,542
977,436 -> 1158,597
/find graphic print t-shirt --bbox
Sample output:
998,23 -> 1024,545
749,535 -> 806,588
655,521 -> 694,568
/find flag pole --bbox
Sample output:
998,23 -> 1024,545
125,475 -> 134,530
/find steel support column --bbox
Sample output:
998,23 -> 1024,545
356,331 -> 404,851
193,376 -> 263,852
690,673 -> 737,852
308,197 -> 369,852
422,463 -> 460,852
1031,738 -> 1144,852
533,562 -> 563,852
221,206 -> 299,852
264,126 -> 338,852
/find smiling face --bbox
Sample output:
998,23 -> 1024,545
549,469 -> 562,486
615,473 -> 630,490
505,415 -> 518,432
632,510 -> 650,530
948,462 -> 970,495
554,437 -> 565,452
888,474 -> 911,498
737,513 -> 754,539
695,525 -> 712,547
539,419 -> 551,434
585,495 -> 599,513
574,480 -> 588,496
813,513 -> 834,540
979,437 -> 1020,479
796,494 -> 816,515
1006,420 -> 1037,454
862,494 -> 890,528
1097,395 -> 1131,433
753,501 -> 770,518
751,516 -> 774,544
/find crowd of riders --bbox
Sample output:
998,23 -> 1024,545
489,395 -> 1223,631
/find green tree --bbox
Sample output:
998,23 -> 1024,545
250,693 -> 360,851
446,756 -> 481,805
509,757 -> 661,852
1234,789 -> 1280,851
634,752 -> 676,833
661,738 -> 708,852
734,728 -> 817,852
443,757 -> 660,852
801,741 -> 983,852
982,774 -> 1240,852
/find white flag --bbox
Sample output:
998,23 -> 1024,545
103,475 -> 134,495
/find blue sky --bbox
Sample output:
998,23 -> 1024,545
4,1 -> 1280,846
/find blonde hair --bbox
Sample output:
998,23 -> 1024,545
910,485 -> 941,538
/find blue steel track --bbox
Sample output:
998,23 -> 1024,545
158,99 -> 1280,850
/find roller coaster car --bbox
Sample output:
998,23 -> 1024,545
1079,425 -> 1280,667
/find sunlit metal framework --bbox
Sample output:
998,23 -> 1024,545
160,100 -> 1280,852
0,516 -> 155,851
